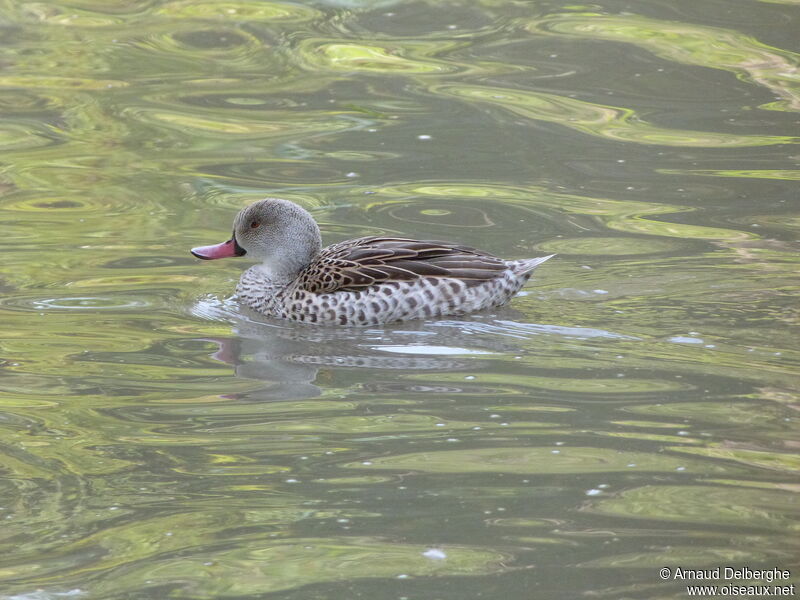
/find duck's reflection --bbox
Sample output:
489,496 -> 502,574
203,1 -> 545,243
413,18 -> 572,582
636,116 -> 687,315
190,297 -> 530,400
191,295 -> 636,401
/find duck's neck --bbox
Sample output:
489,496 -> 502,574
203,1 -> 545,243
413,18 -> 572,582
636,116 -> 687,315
255,261 -> 301,284
258,241 -> 321,283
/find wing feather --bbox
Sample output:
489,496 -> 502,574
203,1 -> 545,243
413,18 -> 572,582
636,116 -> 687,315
298,237 -> 509,293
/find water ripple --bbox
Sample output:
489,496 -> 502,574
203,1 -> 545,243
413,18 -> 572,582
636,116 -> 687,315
527,12 -> 800,111
433,83 -> 798,146
295,39 -> 467,75
0,294 -> 156,313
156,1 -> 322,23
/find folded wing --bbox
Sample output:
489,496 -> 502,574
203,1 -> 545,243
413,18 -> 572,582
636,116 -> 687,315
298,237 -> 508,293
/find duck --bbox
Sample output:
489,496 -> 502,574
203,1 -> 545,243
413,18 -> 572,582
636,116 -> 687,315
191,198 -> 554,326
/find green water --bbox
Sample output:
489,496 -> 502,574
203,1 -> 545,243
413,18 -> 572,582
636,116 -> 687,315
1,0 -> 798,598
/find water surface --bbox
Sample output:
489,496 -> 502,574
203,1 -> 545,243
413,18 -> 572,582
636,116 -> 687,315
0,0 -> 798,598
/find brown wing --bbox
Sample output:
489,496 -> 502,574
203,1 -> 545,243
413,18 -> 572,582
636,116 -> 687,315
298,237 -> 508,293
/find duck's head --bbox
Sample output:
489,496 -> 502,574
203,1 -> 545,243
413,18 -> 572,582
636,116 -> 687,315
191,198 -> 322,278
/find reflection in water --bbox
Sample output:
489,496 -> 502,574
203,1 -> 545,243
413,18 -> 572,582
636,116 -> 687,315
191,297 -> 475,399
529,12 -> 800,111
435,83 -> 797,147
190,296 -> 644,399
0,0 -> 798,598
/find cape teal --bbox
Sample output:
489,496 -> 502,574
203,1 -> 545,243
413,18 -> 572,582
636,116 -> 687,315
191,198 -> 553,326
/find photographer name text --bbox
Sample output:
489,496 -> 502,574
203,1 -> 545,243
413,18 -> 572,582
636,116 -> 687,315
663,567 -> 791,583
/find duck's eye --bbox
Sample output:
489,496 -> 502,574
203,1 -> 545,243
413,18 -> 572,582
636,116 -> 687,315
250,221 -> 260,229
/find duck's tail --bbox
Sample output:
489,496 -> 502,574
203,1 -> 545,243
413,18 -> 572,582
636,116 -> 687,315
511,254 -> 556,275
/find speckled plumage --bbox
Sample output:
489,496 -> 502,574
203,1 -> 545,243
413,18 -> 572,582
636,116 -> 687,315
191,198 -> 553,326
